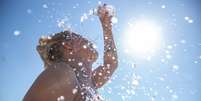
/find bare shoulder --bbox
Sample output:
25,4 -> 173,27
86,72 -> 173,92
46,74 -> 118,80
23,64 -> 79,101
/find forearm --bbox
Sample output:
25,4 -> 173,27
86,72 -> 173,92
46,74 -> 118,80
92,21 -> 118,88
101,22 -> 118,68
101,22 -> 118,82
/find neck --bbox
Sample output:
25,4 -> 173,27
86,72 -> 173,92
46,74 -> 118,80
66,57 -> 92,69
44,57 -> 92,70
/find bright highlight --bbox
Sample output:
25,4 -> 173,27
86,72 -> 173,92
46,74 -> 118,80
124,20 -> 162,55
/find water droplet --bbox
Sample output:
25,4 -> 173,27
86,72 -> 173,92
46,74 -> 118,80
14,30 -> 21,36
166,54 -> 172,59
132,79 -> 139,86
188,19 -> 193,23
194,61 -> 198,64
42,4 -> 48,8
83,45 -> 87,49
98,72 -> 102,76
78,62 -> 83,66
111,17 -> 118,24
27,9 -> 32,14
172,65 -> 179,71
184,16 -> 189,20
57,96 -> 65,101
161,5 -> 166,9
72,88 -> 78,94
167,45 -> 173,49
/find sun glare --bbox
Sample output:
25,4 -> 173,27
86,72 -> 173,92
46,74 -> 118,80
124,20 -> 162,56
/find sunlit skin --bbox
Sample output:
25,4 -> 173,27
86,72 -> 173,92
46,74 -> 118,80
23,4 -> 118,101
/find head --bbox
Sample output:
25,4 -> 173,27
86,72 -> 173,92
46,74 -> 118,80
37,31 -> 98,68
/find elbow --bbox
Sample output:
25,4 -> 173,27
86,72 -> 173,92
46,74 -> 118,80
112,59 -> 118,69
110,55 -> 119,69
104,59 -> 118,70
112,52 -> 118,69
115,57 -> 118,67
93,76 -> 110,89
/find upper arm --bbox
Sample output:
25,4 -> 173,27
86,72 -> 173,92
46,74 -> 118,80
92,62 -> 118,89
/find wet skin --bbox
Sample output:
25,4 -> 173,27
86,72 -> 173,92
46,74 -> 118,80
23,4 -> 118,101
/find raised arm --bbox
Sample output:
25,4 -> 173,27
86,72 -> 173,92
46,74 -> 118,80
92,4 -> 118,89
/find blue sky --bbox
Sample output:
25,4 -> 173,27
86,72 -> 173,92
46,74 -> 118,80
1,0 -> 201,101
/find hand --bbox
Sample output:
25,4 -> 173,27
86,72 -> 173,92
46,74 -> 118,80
97,4 -> 114,24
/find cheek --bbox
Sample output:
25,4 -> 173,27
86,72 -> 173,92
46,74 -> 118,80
83,49 -> 98,62
75,49 -> 88,59
63,44 -> 74,57
90,51 -> 98,62
63,50 -> 74,58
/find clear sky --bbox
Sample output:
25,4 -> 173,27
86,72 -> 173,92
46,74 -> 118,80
1,0 -> 201,101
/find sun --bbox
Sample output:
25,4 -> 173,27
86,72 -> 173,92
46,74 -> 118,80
123,20 -> 162,56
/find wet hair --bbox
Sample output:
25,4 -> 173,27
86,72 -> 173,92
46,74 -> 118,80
48,43 -> 63,61
46,31 -> 80,62
45,31 -> 97,62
